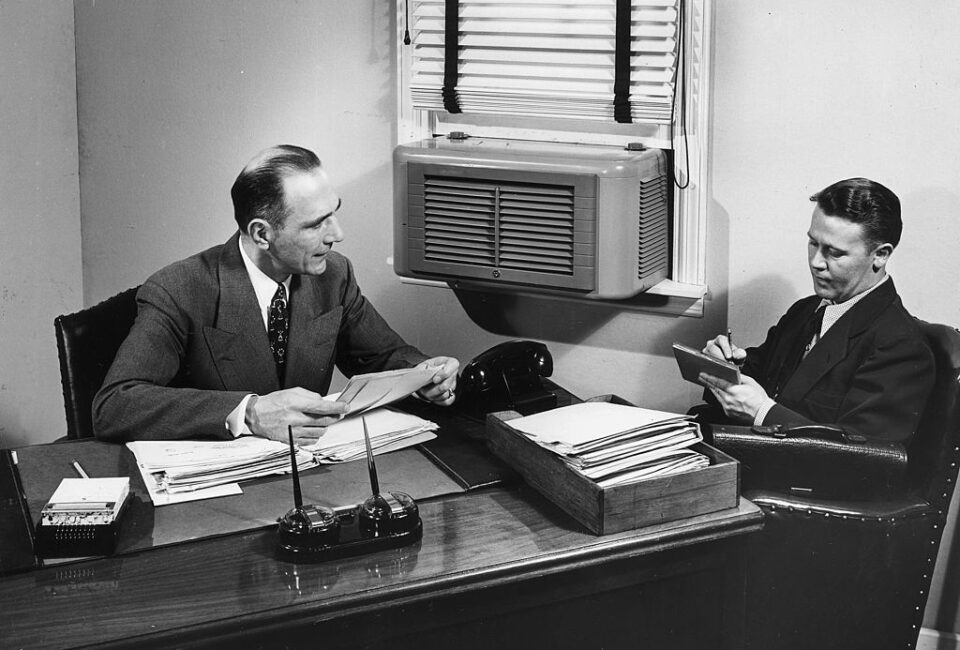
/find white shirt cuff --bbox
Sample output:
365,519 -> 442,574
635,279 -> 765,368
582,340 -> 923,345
753,398 -> 777,426
225,394 -> 256,437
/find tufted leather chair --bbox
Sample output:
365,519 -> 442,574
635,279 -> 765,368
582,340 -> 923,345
708,321 -> 960,649
54,287 -> 139,439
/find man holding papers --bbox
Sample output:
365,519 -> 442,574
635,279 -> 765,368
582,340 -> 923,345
94,145 -> 458,444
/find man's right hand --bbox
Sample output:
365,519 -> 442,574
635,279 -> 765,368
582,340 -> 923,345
703,334 -> 746,365
245,387 -> 348,445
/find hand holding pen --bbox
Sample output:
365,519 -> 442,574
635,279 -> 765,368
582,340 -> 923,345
703,328 -> 746,366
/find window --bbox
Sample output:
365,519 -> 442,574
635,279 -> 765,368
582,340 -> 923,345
397,0 -> 713,314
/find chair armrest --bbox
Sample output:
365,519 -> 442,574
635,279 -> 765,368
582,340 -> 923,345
709,424 -> 909,500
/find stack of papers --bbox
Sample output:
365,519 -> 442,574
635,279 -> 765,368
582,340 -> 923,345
507,402 -> 709,488
304,407 -> 438,464
127,438 -> 315,506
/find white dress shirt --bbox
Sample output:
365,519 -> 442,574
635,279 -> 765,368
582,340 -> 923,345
225,239 -> 291,436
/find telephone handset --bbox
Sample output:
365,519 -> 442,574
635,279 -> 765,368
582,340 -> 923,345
457,340 -> 557,420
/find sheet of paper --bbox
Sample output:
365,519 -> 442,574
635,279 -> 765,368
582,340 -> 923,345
303,406 -> 438,463
128,438 -> 289,469
126,438 -> 311,506
508,402 -> 694,446
131,458 -> 242,506
506,401 -> 708,488
336,366 -> 437,415
46,477 -> 130,513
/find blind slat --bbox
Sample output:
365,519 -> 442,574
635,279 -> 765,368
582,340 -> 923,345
409,0 -> 681,125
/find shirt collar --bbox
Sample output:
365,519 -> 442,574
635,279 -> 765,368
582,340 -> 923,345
238,237 -> 291,329
818,274 -> 889,337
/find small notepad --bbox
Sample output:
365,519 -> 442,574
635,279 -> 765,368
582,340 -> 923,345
672,343 -> 742,387
42,477 -> 130,517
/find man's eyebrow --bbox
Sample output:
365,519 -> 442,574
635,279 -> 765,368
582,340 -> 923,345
321,197 -> 343,219
306,198 -> 343,227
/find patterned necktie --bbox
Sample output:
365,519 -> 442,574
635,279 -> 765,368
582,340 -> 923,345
268,283 -> 289,380
773,305 -> 825,398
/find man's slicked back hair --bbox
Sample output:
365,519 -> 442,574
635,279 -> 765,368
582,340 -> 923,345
231,145 -> 322,231
809,177 -> 902,249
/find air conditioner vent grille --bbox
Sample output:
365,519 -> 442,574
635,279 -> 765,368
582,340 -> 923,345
637,174 -> 670,280
423,175 -> 576,275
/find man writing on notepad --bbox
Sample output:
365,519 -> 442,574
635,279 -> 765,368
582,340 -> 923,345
93,145 -> 458,444
697,178 -> 933,443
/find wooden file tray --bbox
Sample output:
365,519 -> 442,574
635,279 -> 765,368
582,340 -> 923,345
485,395 -> 740,535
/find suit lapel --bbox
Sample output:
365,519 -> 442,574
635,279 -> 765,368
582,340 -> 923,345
781,279 -> 899,401
203,233 -> 279,394
284,274 -> 341,393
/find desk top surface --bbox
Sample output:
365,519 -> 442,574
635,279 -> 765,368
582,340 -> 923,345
1,390 -> 763,648
1,477 -> 760,649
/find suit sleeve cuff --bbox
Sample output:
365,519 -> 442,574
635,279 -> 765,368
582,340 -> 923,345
226,394 -> 256,437
753,398 -> 777,426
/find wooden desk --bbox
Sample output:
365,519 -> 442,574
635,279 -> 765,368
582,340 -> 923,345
1,480 -> 760,649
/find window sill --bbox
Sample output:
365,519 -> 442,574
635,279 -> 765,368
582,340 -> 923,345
396,276 -> 706,318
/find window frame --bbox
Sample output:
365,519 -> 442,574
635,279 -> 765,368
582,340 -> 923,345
395,0 -> 713,317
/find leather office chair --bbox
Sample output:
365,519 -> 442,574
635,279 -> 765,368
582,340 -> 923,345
54,287 -> 139,439
707,321 -> 960,649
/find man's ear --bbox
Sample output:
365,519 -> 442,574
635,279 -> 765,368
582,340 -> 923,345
247,219 -> 272,249
873,242 -> 894,272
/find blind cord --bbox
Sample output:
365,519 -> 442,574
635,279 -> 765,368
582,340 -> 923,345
670,0 -> 690,190
403,0 -> 411,45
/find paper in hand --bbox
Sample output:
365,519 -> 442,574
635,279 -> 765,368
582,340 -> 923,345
337,366 -> 437,415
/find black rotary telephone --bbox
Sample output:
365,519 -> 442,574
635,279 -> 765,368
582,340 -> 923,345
456,340 -> 557,420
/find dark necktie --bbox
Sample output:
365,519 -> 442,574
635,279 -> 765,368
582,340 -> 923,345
773,305 -> 825,398
268,283 -> 289,380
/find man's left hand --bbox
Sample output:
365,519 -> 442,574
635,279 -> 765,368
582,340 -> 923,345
699,372 -> 769,423
416,356 -> 460,405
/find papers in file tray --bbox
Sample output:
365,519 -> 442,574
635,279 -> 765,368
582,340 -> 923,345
127,438 -> 316,506
486,395 -> 740,534
303,407 -> 438,463
35,477 -> 130,557
505,402 -> 709,487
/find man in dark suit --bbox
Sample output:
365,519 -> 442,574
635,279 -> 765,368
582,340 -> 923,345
698,177 -> 934,443
93,145 -> 459,444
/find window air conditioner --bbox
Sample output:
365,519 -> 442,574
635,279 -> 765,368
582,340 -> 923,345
393,138 -> 669,300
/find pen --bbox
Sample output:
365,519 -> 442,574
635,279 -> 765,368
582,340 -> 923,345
71,460 -> 90,479
362,416 -> 380,497
725,328 -> 744,366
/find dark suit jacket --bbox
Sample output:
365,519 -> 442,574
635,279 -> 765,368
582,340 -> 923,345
735,278 -> 934,442
93,233 -> 427,442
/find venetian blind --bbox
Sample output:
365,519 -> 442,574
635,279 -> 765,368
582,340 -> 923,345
408,0 -> 680,125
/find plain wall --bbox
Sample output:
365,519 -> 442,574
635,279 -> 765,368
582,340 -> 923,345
0,0 -> 82,448
6,0 -> 953,637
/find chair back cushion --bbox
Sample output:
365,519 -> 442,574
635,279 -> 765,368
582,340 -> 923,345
909,322 -> 960,509
54,287 -> 139,439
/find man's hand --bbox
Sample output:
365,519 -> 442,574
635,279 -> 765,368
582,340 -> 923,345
415,356 -> 460,406
246,387 -> 348,445
703,334 -> 746,365
699,372 -> 769,423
